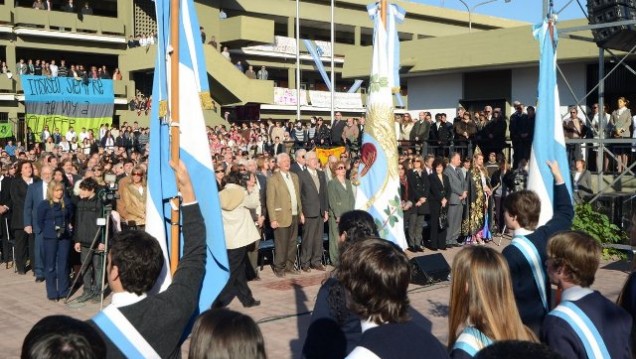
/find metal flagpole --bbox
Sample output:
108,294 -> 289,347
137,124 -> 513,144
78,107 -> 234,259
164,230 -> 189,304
330,0 -> 335,122
296,0 -> 301,122
169,0 -> 181,275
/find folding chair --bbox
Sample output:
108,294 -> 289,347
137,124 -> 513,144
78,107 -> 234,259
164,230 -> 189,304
257,239 -> 275,270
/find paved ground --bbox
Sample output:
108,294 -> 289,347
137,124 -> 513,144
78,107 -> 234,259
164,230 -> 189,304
0,236 -> 631,359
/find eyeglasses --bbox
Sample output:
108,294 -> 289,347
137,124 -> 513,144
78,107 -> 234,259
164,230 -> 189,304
215,170 -> 224,173
336,166 -> 345,170
132,172 -> 143,176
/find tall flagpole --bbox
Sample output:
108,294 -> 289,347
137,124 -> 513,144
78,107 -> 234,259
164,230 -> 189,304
169,0 -> 181,275
296,0 -> 301,122
330,0 -> 334,121
381,0 -> 387,27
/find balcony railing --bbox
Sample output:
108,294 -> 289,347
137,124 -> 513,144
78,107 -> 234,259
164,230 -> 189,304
13,7 -> 125,37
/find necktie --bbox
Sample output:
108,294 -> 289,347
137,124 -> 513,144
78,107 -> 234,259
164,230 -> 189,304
311,171 -> 319,191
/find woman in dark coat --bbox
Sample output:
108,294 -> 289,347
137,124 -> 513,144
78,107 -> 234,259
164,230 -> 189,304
37,180 -> 73,301
427,157 -> 450,251
10,160 -> 36,274
406,156 -> 430,252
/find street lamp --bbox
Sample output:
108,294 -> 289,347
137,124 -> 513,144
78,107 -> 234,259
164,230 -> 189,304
456,0 -> 512,32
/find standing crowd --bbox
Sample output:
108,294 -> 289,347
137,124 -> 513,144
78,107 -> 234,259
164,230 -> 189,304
11,103 -> 636,358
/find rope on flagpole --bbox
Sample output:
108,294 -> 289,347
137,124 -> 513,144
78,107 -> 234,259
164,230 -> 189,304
169,0 -> 181,276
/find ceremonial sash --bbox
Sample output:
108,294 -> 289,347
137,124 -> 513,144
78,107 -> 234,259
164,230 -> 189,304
549,301 -> 611,359
92,305 -> 161,359
453,326 -> 493,357
511,235 -> 548,310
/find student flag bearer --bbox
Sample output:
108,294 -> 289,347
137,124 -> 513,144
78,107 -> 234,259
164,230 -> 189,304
527,9 -> 573,226
355,0 -> 407,249
89,0 -> 229,356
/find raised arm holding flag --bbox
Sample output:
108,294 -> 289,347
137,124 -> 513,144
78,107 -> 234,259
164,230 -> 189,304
502,11 -> 574,336
90,0 -> 228,356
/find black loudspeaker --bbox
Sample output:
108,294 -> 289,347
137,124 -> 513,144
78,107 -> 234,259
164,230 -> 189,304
410,254 -> 450,285
588,0 -> 636,52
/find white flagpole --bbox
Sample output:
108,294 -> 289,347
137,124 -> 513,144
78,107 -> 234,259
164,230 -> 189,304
330,0 -> 335,121
296,0 -> 301,122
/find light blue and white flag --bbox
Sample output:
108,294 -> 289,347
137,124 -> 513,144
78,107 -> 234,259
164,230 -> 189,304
355,2 -> 407,249
147,0 -> 229,312
529,18 -> 572,225
303,39 -> 332,92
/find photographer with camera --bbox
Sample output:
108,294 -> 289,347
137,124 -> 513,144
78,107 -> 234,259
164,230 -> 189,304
72,178 -> 104,304
37,180 -> 73,301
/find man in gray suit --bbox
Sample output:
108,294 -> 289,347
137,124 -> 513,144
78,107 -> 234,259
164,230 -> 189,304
444,152 -> 466,247
298,151 -> 328,272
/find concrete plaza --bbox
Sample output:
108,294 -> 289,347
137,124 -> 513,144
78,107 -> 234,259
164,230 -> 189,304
0,238 -> 630,358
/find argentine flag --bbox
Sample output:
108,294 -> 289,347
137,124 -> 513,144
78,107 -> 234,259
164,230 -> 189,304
146,0 -> 229,312
528,18 -> 573,225
355,2 -> 407,249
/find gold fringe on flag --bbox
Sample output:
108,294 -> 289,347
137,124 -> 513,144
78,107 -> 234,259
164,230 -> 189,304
199,91 -> 214,110
159,100 -> 168,118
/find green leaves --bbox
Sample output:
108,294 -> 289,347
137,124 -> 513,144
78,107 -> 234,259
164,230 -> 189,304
368,74 -> 389,93
572,203 -> 629,259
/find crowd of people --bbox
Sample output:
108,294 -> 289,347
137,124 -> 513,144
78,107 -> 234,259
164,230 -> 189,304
2,103 -> 634,358
12,58 -> 121,80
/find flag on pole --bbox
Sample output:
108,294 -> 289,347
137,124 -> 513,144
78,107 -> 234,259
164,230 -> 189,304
528,18 -> 573,226
355,2 -> 407,249
146,0 -> 228,312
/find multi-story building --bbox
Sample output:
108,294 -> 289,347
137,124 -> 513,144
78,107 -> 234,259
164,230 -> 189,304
0,0 -> 525,136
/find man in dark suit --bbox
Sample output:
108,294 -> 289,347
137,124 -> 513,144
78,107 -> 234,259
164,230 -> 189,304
61,0 -> 75,12
410,112 -> 431,155
483,108 -> 508,157
89,161 -> 206,358
23,165 -> 52,282
542,231 -> 632,359
502,161 -> 573,335
0,167 -> 12,265
298,151 -> 328,272
290,148 -> 306,174
266,153 -> 303,277
509,101 -> 533,168
444,153 -> 466,247
330,112 -> 346,147
270,136 -> 284,156
429,113 -> 453,158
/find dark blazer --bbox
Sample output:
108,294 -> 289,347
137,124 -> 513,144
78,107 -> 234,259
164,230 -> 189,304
255,173 -> 268,219
330,120 -> 346,146
502,183 -> 573,334
37,198 -> 73,239
0,176 -> 12,220
290,162 -> 304,175
9,177 -> 34,230
353,321 -> 448,359
406,170 -> 430,215
270,143 -> 284,156
24,179 -> 47,234
90,204 -> 205,358
430,122 -> 453,144
542,291 -> 632,359
428,173 -> 450,204
298,169 -> 328,218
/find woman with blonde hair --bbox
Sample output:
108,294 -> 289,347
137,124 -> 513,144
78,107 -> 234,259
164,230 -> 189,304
448,246 -> 536,358
37,180 -> 73,301
461,148 -> 492,245
121,166 -> 146,229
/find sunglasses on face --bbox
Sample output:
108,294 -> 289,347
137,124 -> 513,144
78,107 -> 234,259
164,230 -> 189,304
132,172 -> 143,176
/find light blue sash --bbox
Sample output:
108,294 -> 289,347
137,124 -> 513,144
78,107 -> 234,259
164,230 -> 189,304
549,301 -> 611,359
453,326 -> 494,357
92,305 -> 161,359
511,235 -> 548,310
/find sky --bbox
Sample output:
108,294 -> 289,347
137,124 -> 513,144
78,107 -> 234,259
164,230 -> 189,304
406,0 -> 587,23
